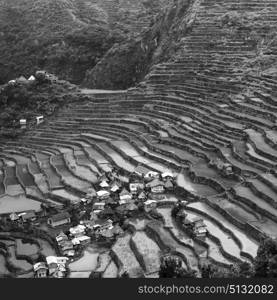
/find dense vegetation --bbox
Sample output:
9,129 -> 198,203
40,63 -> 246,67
159,238 -> 277,278
84,0 -> 193,89
0,75 -> 79,138
0,0 -> 168,86
85,0 -> 277,89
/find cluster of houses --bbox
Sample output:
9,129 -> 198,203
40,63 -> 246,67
209,159 -> 233,177
176,209 -> 207,239
5,70 -> 59,129
8,75 -> 36,86
9,210 -> 37,224
7,165 -> 179,278
19,115 -> 44,129
90,166 -> 176,215
55,224 -> 91,257
47,166 -> 177,251
33,256 -> 69,278
7,70 -> 57,87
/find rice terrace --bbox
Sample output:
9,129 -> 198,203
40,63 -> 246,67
0,0 -> 277,279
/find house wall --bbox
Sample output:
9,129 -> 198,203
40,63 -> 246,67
151,186 -> 164,193
49,218 -> 70,227
37,269 -> 47,278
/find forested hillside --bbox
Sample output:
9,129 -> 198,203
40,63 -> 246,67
0,0 -> 168,85
85,0 -> 277,89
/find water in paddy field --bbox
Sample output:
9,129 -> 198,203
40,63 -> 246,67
188,202 -> 258,258
16,239 -> 39,256
0,254 -> 9,276
8,245 -> 32,271
246,143 -> 273,164
69,247 -> 99,272
36,238 -> 57,257
0,194 -> 41,214
69,271 -> 91,278
102,260 -> 118,278
97,143 -> 135,172
51,189 -> 80,203
176,173 -> 217,196
69,245 -> 108,273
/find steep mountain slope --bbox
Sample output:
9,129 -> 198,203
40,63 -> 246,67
85,0 -> 277,89
0,0 -> 167,85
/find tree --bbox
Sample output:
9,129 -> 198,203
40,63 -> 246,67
239,261 -> 254,278
201,262 -> 254,278
120,271 -> 129,278
171,204 -> 180,218
89,271 -> 102,278
159,256 -> 196,278
255,238 -> 277,277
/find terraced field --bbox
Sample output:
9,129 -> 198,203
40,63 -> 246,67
1,0 -> 277,277
0,235 -> 57,277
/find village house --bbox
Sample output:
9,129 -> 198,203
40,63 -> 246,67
80,197 -> 92,204
105,197 -> 117,206
99,180 -> 109,189
19,210 -> 37,222
72,235 -> 91,246
36,115 -> 44,125
144,200 -> 157,212
146,178 -> 165,194
52,264 -> 67,278
33,262 -> 48,278
94,219 -> 113,234
56,231 -> 69,245
89,211 -> 99,222
86,188 -> 97,198
19,119 -> 27,129
116,200 -> 138,214
134,165 -> 149,177
129,182 -> 144,194
98,224 -> 123,241
48,212 -> 71,228
138,191 -> 147,201
46,256 -> 69,276
180,200 -> 188,207
176,210 -> 187,219
125,202 -> 138,213
161,171 -> 174,180
183,216 -> 207,239
8,79 -> 16,86
119,188 -> 132,203
222,163 -> 233,176
28,75 -> 36,82
110,181 -> 121,193
93,202 -> 106,212
96,190 -> 110,200
98,174 -> 109,182
94,220 -> 122,241
81,220 -> 96,231
144,171 -> 160,181
35,70 -> 57,82
61,241 -> 75,257
210,159 -> 233,176
97,228 -> 114,241
16,76 -> 28,84
9,212 -> 19,222
164,178 -> 174,190
69,224 -> 86,238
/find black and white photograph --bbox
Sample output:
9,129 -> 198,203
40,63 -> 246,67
0,0 -> 277,294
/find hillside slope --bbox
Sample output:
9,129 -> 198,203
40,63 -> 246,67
85,0 -> 277,89
0,0 -> 167,85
